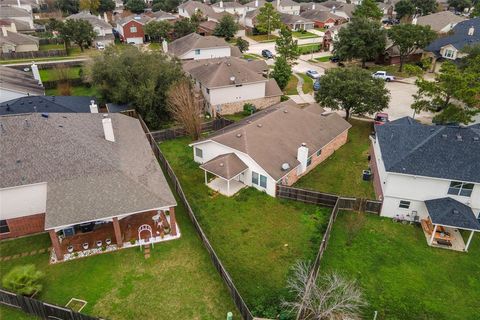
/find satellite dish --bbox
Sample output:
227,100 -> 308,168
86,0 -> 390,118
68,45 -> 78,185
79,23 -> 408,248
281,163 -> 290,171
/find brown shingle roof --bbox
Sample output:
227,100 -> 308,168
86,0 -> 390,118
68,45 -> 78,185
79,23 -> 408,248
0,65 -> 44,96
200,153 -> 248,179
300,10 -> 344,22
168,33 -> 230,57
415,11 -> 466,32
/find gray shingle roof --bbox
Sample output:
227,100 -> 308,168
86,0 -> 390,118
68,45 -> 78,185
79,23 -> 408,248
415,11 -> 466,33
0,30 -> 39,46
200,153 -> 248,179
425,197 -> 480,230
0,96 -> 96,115
0,113 -> 176,229
375,121 -> 480,183
280,12 -> 314,25
168,33 -> 230,57
426,17 -> 480,56
300,9 -> 344,22
0,5 -> 31,17
66,11 -> 112,29
0,65 -> 44,96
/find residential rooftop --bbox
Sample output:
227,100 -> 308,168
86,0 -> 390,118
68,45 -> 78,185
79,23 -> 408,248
415,11 -> 466,32
168,33 -> 231,57
0,96 -> 97,115
0,65 -> 44,96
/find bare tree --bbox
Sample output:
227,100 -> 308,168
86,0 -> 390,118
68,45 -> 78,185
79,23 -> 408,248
345,212 -> 366,246
55,65 -> 72,96
167,79 -> 202,140
283,261 -> 366,320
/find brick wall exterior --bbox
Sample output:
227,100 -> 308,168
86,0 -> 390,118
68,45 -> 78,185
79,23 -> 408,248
279,129 -> 349,186
122,20 -> 145,41
218,96 -> 281,116
0,213 -> 45,240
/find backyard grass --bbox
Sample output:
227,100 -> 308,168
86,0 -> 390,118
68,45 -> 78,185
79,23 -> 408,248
39,43 -> 65,51
243,53 -> 262,60
315,55 -> 332,62
45,85 -> 100,97
0,233 -> 50,258
295,119 -> 375,198
247,34 -> 278,42
298,43 -> 321,55
223,112 -> 250,122
39,66 -> 82,82
321,211 -> 480,320
0,199 -> 239,320
284,75 -> 299,95
292,31 -> 319,39
296,73 -> 314,94
159,138 -> 330,317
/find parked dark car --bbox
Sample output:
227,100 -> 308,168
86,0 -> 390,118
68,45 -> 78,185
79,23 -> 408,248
374,112 -> 389,125
261,49 -> 274,59
329,56 -> 340,63
313,80 -> 321,91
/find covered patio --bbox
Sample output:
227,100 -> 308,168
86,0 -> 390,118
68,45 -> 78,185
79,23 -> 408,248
421,197 -> 480,252
200,153 -> 248,197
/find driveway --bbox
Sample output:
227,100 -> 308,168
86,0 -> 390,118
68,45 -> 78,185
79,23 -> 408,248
385,81 -> 434,123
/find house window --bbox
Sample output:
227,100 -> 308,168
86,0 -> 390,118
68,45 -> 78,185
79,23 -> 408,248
399,200 -> 410,209
307,156 -> 312,167
443,49 -> 455,59
195,147 -> 203,158
448,181 -> 474,197
130,26 -> 137,33
0,220 -> 9,234
316,149 -> 322,157
260,175 -> 267,188
252,171 -> 259,185
195,49 -> 201,55
252,172 -> 267,188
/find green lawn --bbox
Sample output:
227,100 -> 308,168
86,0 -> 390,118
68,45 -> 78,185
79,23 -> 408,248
39,43 -> 65,51
247,34 -> 278,43
314,27 -> 326,32
0,233 -> 50,258
295,119 -> 375,198
39,66 -> 82,82
0,306 -> 35,319
292,31 -> 319,39
298,44 -> 322,55
0,199 -> 239,320
315,55 -> 332,62
243,53 -> 262,60
45,85 -> 100,97
159,138 -> 330,317
368,63 -> 424,78
284,75 -> 299,95
296,73 -> 314,94
321,211 -> 480,320
223,112 -> 250,122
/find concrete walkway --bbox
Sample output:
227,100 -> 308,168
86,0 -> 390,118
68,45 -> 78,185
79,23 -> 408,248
288,74 -> 316,104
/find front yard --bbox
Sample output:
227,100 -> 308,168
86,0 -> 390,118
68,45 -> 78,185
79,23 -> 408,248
284,75 -> 299,95
0,200 -> 239,319
159,138 -> 330,317
292,31 -> 319,39
294,119 -> 375,198
247,34 -> 278,43
296,73 -> 314,94
321,211 -> 480,320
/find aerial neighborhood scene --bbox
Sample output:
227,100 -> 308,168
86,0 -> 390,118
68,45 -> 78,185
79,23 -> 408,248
1,0 -> 479,318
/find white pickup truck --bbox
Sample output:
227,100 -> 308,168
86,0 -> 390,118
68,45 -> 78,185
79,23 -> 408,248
372,71 -> 395,82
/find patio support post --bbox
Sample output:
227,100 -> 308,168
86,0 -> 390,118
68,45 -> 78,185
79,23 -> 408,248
204,170 -> 207,185
465,231 -> 475,252
227,179 -> 230,196
429,224 -> 438,245
169,207 -> 177,236
48,230 -> 63,261
113,217 -> 123,248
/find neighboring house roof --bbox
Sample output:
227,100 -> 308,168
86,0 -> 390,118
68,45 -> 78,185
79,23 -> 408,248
117,14 -> 151,26
299,2 -> 330,11
168,32 -> 230,57
0,5 -> 31,18
0,18 -> 32,31
0,65 -> 44,96
265,78 -> 283,97
375,120 -> 480,183
300,10 -> 344,22
426,17 -> 480,56
212,1 -> 245,9
0,0 -> 38,7
106,102 -> 135,113
200,153 -> 248,180
0,29 -> 38,46
278,0 -> 300,6
182,57 -> 267,88
178,0 -> 229,20
198,20 -> 218,32
0,96 -> 96,115
196,101 -> 351,181
66,11 -> 112,29
321,1 -> 356,18
415,11 -> 466,33
425,197 -> 480,230
385,38 -> 423,57
244,0 -> 266,8
280,12 -> 314,25
0,113 -> 177,229
149,10 -> 176,20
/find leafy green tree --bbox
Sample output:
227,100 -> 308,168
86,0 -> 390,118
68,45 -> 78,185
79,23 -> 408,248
271,56 -> 292,90
90,46 -> 185,128
448,0 -> 472,12
173,18 -> 198,38
213,15 -> 238,40
79,0 -> 100,13
236,37 -> 249,53
255,3 -> 282,39
394,0 -> 416,20
125,0 -> 145,13
144,20 -> 172,42
412,61 -> 480,124
387,24 -> 436,71
2,265 -> 44,296
98,0 -> 115,13
471,0 -> 480,17
55,0 -> 79,14
275,26 -> 299,64
334,17 -> 387,68
353,0 -> 383,20
412,0 -> 437,15
51,19 -> 96,51
315,67 -> 390,120
152,0 -> 180,12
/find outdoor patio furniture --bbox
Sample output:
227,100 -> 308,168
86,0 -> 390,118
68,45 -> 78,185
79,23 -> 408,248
436,239 -> 452,247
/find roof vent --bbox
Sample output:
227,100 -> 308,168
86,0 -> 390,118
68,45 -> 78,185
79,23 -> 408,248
220,163 -> 224,167
473,136 -> 479,141
24,119 -> 30,128
456,134 -> 462,141
257,124 -> 262,128
283,110 -> 288,113
236,133 -> 242,138
453,209 -> 459,214
281,163 -> 290,171
230,76 -> 235,83
441,134 -> 447,139
41,113 -> 49,118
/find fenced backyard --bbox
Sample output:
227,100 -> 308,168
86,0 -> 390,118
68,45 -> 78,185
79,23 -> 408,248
150,118 -> 234,142
0,50 -> 67,60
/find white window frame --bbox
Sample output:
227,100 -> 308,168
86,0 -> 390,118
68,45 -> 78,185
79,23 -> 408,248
195,147 -> 203,158
399,200 -> 410,209
443,49 -> 455,59
448,181 -> 474,197
130,26 -> 137,33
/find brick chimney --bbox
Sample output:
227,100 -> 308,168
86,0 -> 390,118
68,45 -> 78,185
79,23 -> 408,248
102,116 -> 115,142
297,143 -> 309,174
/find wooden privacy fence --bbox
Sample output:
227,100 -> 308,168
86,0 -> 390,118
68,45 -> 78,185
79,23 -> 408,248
140,116 -> 254,320
150,118 -> 234,142
0,50 -> 67,60
0,289 -> 99,320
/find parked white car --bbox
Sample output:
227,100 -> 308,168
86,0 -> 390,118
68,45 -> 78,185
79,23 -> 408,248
372,71 -> 395,82
95,42 -> 105,50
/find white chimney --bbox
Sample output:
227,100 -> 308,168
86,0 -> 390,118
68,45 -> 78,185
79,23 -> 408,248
31,62 -> 42,85
312,3 -> 315,10
89,100 -> 98,113
17,0 -> 21,7
102,116 -> 115,142
10,22 -> 17,33
468,26 -> 475,36
297,143 -> 309,174
255,0 -> 258,7
220,0 -> 223,8
1,26 -> 8,37
277,0 -> 280,8
162,38 -> 168,52
103,12 -> 109,23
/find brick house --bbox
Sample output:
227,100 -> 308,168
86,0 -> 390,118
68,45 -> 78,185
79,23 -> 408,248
0,113 -> 178,262
300,10 -> 346,28
116,15 -> 150,44
189,100 -> 351,197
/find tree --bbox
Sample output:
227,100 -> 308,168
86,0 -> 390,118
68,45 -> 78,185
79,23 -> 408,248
282,261 -> 366,320
2,265 -> 44,296
213,15 -> 238,40
334,17 -> 387,68
388,24 -> 436,71
394,0 -> 416,20
89,46 -> 184,128
79,0 -> 100,13
412,61 -> 480,124
412,0 -> 437,15
144,20 -> 172,42
448,0 -> 472,12
50,19 -> 96,51
315,67 -> 390,120
125,0 -> 145,13
275,25 -> 299,64
152,0 -> 181,12
55,0 -> 79,14
471,0 -> 480,17
98,0 -> 115,13
173,18 -> 198,38
255,3 -> 282,40
167,79 -> 202,140
353,0 -> 383,20
236,37 -> 249,53
271,56 -> 292,90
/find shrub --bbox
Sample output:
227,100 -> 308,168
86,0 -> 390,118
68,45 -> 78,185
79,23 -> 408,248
2,265 -> 44,296
243,103 -> 256,115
